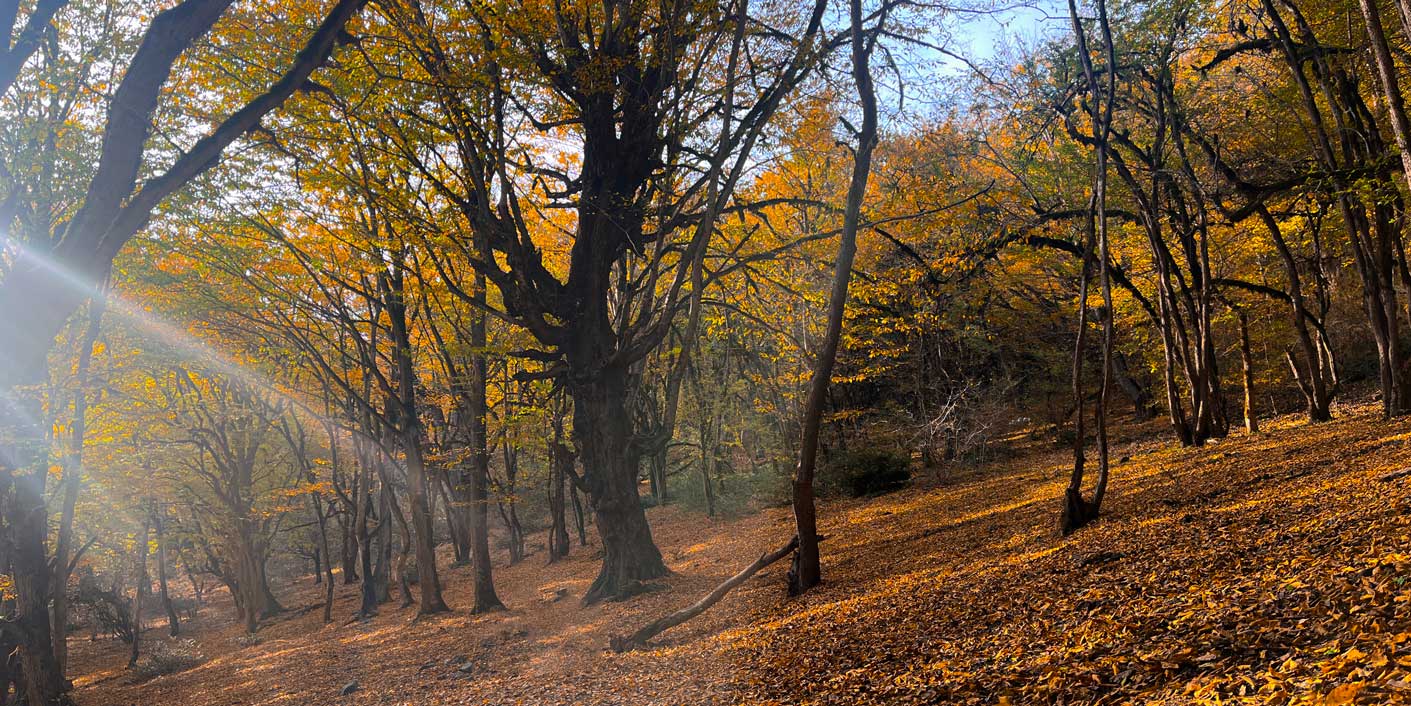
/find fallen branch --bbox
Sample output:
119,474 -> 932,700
610,535 -> 804,652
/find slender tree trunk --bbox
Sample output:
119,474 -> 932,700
385,483 -> 415,609
438,470 -> 469,566
788,0 -> 880,595
1062,0 -> 1116,534
155,515 -> 179,636
700,414 -> 717,519
1236,307 -> 1259,434
311,492 -> 335,623
501,432 -> 525,564
384,269 -> 449,615
128,519 -> 149,669
1257,206 -> 1331,421
52,296 -> 104,676
354,439 -> 378,617
340,512 -> 358,584
571,484 -> 588,548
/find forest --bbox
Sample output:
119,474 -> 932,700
1,0 -> 1411,703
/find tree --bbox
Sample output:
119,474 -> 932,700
1059,0 -> 1117,534
0,0 -> 365,698
789,0 -> 884,595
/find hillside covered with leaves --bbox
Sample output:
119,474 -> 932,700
67,402 -> 1411,705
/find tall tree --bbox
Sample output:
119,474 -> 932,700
789,0 -> 883,595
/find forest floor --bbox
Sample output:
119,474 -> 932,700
71,401 -> 1411,705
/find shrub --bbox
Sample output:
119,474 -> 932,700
819,449 -> 911,498
131,639 -> 204,682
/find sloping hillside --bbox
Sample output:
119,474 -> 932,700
71,403 -> 1411,705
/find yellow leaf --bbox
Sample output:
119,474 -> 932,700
1322,682 -> 1363,705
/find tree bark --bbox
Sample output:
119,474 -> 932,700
155,514 -> 180,636
128,519 -> 149,669
383,268 -> 449,615
1235,307 -> 1259,434
467,245 -> 503,613
548,436 -> 572,562
574,367 -> 668,604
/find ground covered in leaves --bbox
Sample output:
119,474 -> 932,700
72,402 -> 1411,705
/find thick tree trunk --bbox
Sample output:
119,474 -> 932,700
10,460 -> 65,705
572,365 -> 668,604
231,524 -> 279,633
402,444 -> 446,614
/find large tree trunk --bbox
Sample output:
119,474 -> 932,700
8,457 -> 66,704
230,523 -> 279,633
574,367 -> 667,605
